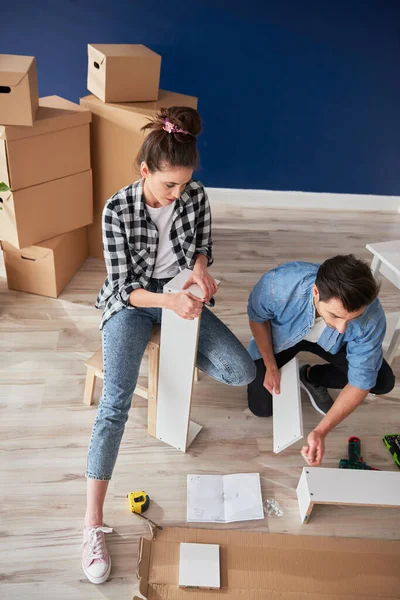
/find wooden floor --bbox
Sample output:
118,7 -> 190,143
1,206 -> 400,599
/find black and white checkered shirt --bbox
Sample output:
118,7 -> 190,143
95,178 -> 213,328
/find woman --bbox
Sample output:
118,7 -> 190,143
82,106 -> 256,584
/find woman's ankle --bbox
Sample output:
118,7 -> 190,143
84,515 -> 103,529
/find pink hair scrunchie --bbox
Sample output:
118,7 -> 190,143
162,118 -> 192,135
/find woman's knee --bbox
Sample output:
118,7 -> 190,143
223,353 -> 256,386
101,367 -> 138,414
238,357 -> 257,386
99,390 -> 133,416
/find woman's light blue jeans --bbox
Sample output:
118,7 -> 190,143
86,278 -> 256,480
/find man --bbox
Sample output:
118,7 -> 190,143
247,255 -> 395,466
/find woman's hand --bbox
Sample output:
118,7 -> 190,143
182,265 -> 218,303
170,292 -> 204,320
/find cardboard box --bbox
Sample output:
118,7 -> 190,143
0,95 -> 91,190
1,226 -> 88,298
87,44 -> 161,103
0,54 -> 39,126
80,90 -> 198,259
0,169 -> 93,249
135,526 -> 400,599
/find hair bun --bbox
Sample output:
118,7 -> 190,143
142,106 -> 201,138
138,106 -> 202,171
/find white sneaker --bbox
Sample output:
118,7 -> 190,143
82,525 -> 113,584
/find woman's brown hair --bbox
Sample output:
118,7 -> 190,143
137,106 -> 201,172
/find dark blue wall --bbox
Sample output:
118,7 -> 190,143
3,0 -> 400,195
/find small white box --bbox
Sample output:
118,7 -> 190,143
179,542 -> 220,589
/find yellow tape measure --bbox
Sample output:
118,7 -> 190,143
127,490 -> 150,514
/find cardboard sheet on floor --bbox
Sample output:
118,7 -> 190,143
134,526 -> 399,599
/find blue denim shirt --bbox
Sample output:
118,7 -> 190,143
247,262 -> 386,391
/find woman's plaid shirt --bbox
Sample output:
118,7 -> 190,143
95,178 -> 213,328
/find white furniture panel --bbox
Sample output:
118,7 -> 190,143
297,467 -> 400,523
273,357 -> 303,453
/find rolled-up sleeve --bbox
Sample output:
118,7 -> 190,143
195,190 -> 213,266
102,203 -> 142,306
346,308 -> 386,390
247,272 -> 276,322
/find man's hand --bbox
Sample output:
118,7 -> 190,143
263,364 -> 281,394
301,430 -> 326,466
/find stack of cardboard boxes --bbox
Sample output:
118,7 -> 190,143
0,44 -> 200,297
0,54 -> 92,298
81,44 -> 198,259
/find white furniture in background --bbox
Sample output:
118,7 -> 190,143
272,357 -> 303,453
296,467 -> 400,524
366,240 -> 400,365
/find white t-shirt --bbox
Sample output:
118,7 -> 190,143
303,316 -> 326,343
146,203 -> 180,279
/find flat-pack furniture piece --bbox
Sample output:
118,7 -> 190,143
297,467 -> 400,523
156,269 -> 219,452
273,357 -> 303,453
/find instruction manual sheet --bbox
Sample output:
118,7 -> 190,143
187,473 -> 264,523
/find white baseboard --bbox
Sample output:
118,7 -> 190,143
206,187 -> 400,213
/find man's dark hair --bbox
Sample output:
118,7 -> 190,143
315,254 -> 380,312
